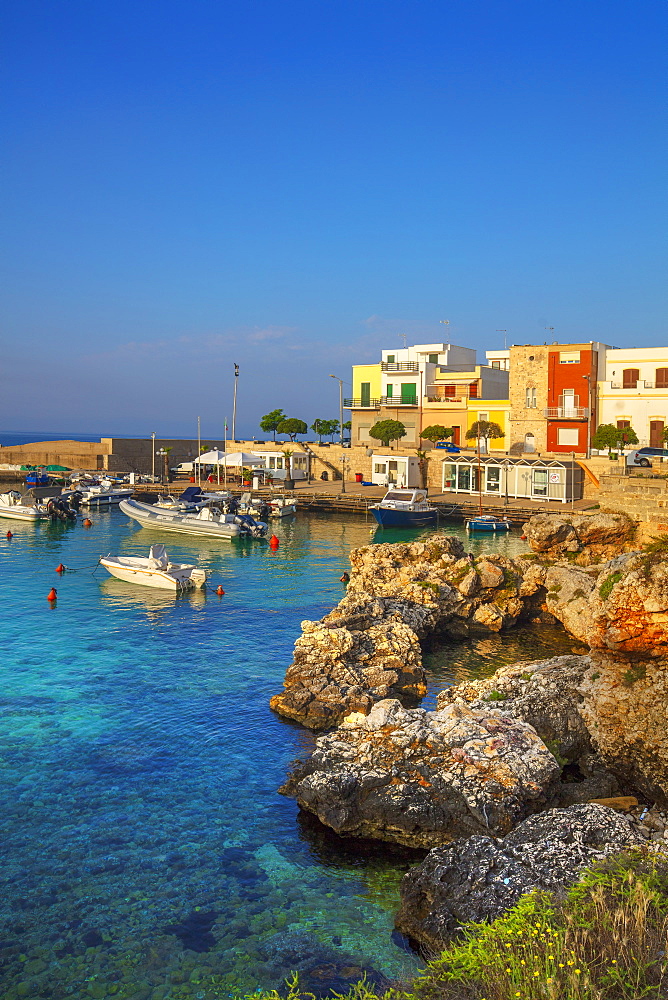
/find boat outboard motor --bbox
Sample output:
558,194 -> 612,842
67,491 -> 83,512
224,497 -> 239,515
234,514 -> 268,538
257,502 -> 271,522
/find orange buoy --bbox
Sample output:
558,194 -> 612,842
83,518 -> 93,527
6,530 -> 12,539
216,585 -> 225,596
340,572 -> 350,583
55,563 -> 66,573
520,534 -> 526,540
269,535 -> 280,548
47,587 -> 58,602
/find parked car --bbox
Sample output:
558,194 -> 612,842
626,447 -> 668,468
434,441 -> 461,452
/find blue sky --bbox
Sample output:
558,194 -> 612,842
1,0 -> 666,439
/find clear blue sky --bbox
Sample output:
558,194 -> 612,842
1,0 -> 666,439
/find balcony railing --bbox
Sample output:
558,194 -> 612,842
544,406 -> 589,419
380,395 -> 418,406
381,361 -> 420,372
344,398 -> 381,409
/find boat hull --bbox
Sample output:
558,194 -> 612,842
466,518 -> 511,532
0,504 -> 47,522
119,499 -> 243,538
371,508 -> 438,527
80,491 -> 134,506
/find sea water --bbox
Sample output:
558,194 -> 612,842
0,511 -> 583,1000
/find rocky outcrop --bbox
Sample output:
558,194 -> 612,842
279,698 -> 561,848
271,536 -> 537,729
395,804 -> 643,951
522,511 -> 636,564
437,654 -> 594,764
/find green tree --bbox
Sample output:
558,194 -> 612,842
593,422 -> 638,456
342,420 -> 352,439
277,418 -> 307,441
465,420 -> 505,451
260,409 -> 286,442
310,419 -> 327,444
326,419 -> 340,442
369,419 -> 406,449
421,424 -> 455,444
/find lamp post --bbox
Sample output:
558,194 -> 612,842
156,448 -> 167,484
151,432 -> 156,480
329,375 -> 344,446
339,455 -> 348,494
582,375 -> 592,459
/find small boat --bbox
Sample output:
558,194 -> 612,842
119,498 -> 268,539
78,478 -> 135,506
466,514 -> 511,532
268,497 -> 297,518
0,490 -> 51,522
100,544 -> 208,591
369,488 -> 438,528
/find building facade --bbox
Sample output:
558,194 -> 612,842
348,342 -> 509,448
598,348 -> 668,448
507,342 -> 609,455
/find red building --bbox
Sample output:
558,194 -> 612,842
544,345 -> 604,453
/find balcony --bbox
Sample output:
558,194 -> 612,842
380,395 -> 418,406
608,380 -> 661,389
544,406 -> 589,420
381,361 -> 419,372
344,398 -> 381,409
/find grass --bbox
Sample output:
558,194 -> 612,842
246,850 -> 668,1000
599,571 -> 623,600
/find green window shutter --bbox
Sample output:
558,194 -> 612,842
401,383 -> 416,403
360,382 -> 371,406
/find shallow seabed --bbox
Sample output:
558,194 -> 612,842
0,511 -> 580,999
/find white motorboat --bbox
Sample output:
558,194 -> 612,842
0,490 -> 51,522
100,544 -> 208,591
268,497 -> 297,517
119,498 -> 268,539
78,478 -> 135,506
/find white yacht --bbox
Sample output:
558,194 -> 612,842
100,544 -> 207,591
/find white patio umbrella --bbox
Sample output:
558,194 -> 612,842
215,452 -> 266,466
194,449 -> 228,464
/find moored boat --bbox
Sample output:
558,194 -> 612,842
100,544 -> 207,591
0,490 -> 51,522
78,478 -> 135,506
465,514 -> 512,532
369,488 -> 438,528
119,498 -> 267,538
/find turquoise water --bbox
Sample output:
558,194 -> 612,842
0,511 -> 578,1000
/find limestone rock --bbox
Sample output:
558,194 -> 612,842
395,803 -> 643,951
437,654 -> 593,763
279,698 -> 560,847
522,512 -> 636,565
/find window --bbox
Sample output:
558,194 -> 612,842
560,351 -> 581,364
293,456 -> 307,470
385,384 -> 393,398
525,387 -> 537,408
444,384 -> 456,398
360,382 -> 371,407
469,382 -> 479,398
623,368 -> 639,388
617,420 -> 630,429
650,421 -> 665,448
491,360 -> 501,369
386,355 -> 395,363
428,353 -> 438,364
557,428 -> 579,446
657,369 -> 668,388
358,424 -> 372,441
452,426 -> 460,445
477,412 -> 489,422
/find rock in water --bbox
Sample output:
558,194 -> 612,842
395,803 -> 643,951
279,698 -> 560,847
522,511 -> 636,564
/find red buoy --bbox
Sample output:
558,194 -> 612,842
216,585 -> 225,596
520,534 -> 526,540
55,563 -> 66,573
6,530 -> 12,539
340,572 -> 350,583
83,518 -> 93,527
269,535 -> 280,548
47,587 -> 58,602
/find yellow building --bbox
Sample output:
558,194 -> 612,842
466,399 -> 511,452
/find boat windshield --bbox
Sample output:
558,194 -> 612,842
383,491 -> 426,503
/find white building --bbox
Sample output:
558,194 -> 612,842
598,348 -> 668,448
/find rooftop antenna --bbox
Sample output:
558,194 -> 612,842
545,326 -> 555,342
399,333 -> 407,347
496,328 -> 507,349
440,319 -> 450,346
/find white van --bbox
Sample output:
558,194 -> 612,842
171,461 -> 195,475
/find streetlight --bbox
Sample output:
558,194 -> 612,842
339,455 -> 348,494
156,448 -> 167,484
582,375 -> 592,459
151,432 -> 156,480
329,375 -> 344,446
